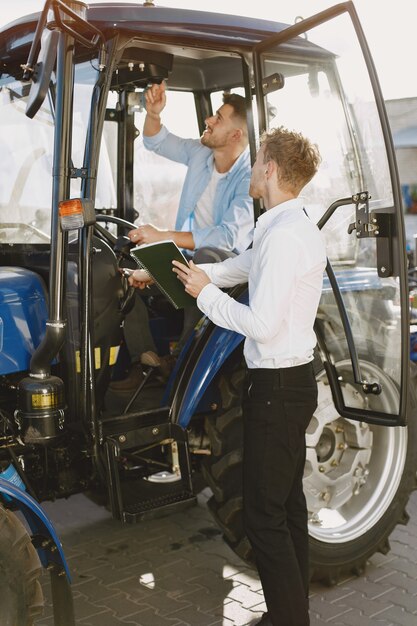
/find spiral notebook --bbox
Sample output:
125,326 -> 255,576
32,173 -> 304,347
130,240 -> 196,309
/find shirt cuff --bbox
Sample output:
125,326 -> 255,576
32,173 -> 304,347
197,282 -> 223,315
191,229 -> 204,250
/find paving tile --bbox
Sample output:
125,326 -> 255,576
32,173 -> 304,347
135,589 -> 193,616
387,557 -> 417,579
311,598 -> 353,622
223,568 -> 263,594
221,600 -> 264,625
227,584 -> 266,609
384,587 -> 417,613
120,607 -> 183,625
31,490 -> 417,626
348,581 -> 396,601
158,604 -> 219,625
381,570 -> 417,595
318,608 -> 393,625
93,592 -> 149,618
174,587 -> 228,613
147,572 -> 204,596
374,605 -> 417,626
78,609 -> 129,625
187,572 -> 235,597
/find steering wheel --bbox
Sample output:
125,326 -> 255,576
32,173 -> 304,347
94,214 -> 137,247
94,215 -> 139,314
0,222 -> 50,243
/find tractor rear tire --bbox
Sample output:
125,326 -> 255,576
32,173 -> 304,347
202,359 -> 417,584
0,504 -> 44,625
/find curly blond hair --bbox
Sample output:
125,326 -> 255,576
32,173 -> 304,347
261,126 -> 321,194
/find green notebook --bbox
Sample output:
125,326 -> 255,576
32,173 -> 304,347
130,240 -> 196,309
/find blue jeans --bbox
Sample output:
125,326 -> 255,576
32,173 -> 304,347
243,362 -> 317,626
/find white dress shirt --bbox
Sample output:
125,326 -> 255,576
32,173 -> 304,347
197,198 -> 327,369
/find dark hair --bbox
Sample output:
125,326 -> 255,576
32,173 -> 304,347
222,93 -> 247,127
261,126 -> 321,194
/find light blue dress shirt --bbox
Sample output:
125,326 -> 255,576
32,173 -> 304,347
143,126 -> 254,254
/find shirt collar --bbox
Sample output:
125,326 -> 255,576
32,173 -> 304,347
227,146 -> 250,177
206,146 -> 250,176
256,197 -> 304,229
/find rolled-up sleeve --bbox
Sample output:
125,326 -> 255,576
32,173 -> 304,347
143,126 -> 201,166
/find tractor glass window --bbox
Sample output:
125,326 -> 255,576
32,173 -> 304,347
72,61 -> 116,209
100,89 -> 198,228
0,81 -> 53,243
0,60 -> 116,245
257,12 -> 403,414
134,89 -> 198,228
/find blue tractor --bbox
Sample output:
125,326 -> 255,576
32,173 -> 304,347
0,2 -> 415,623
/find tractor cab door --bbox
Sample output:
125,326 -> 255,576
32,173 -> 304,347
252,2 -> 409,425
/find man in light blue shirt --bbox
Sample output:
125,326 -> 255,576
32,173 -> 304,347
128,81 -> 253,257
111,83 -> 253,391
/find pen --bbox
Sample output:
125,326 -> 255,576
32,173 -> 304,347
120,268 -> 134,277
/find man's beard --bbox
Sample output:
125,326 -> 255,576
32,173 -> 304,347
201,131 -> 226,149
201,133 -> 214,148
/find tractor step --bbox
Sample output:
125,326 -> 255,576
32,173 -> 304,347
100,406 -> 195,522
122,490 -> 196,523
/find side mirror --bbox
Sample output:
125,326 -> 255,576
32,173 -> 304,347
25,29 -> 59,119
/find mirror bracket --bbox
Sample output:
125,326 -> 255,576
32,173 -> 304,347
261,72 -> 285,95
348,192 -> 394,277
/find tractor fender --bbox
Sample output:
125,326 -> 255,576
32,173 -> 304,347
168,288 -> 247,428
176,324 -> 244,428
0,477 -> 71,580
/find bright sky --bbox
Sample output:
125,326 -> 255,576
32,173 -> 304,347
1,0 -> 413,101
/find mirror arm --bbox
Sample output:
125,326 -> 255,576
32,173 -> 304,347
52,0 -> 106,63
21,0 -> 54,81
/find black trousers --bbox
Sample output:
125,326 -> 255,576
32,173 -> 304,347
242,362 -> 317,626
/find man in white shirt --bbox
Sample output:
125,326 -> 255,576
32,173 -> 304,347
172,126 -> 327,626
